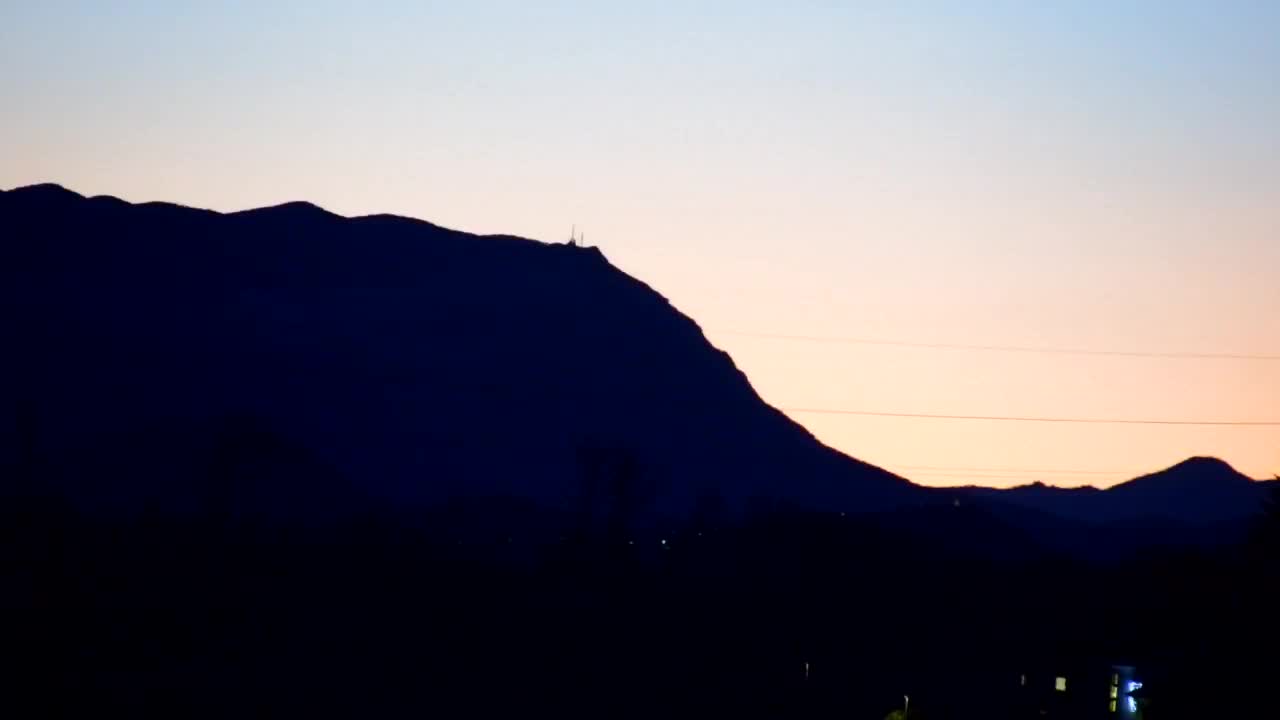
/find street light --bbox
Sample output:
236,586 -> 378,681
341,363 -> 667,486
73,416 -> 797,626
904,694 -> 909,718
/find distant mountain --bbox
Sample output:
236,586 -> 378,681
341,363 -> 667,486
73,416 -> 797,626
1105,456 -> 1266,522
953,457 -> 1272,550
0,184 -> 916,523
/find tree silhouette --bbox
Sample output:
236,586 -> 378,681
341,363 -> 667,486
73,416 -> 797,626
1249,479 -> 1280,559
575,441 -> 650,544
1264,479 -> 1280,534
13,394 -> 39,498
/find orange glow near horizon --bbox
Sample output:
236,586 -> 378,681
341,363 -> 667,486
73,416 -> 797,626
4,2 -> 1278,487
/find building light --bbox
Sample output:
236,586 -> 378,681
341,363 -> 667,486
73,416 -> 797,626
1020,674 -> 1026,686
1109,699 -> 1117,713
1055,677 -> 1067,692
1127,697 -> 1137,713
1110,685 -> 1118,699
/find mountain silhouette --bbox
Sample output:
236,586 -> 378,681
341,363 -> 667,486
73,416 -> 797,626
1,184 -> 916,522
956,456 -> 1270,530
4,184 -> 1268,544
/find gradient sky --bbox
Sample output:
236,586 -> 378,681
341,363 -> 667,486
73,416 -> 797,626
4,1 -> 1277,486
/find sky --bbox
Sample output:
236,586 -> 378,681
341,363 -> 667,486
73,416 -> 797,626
3,1 -> 1277,486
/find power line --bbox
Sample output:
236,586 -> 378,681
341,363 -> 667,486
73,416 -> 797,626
900,469 -> 1111,479
714,329 -> 1280,362
890,464 -> 1130,475
895,472 -> 1105,483
783,408 -> 1280,426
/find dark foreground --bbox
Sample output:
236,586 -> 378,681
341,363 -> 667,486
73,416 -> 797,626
6,494 -> 1278,719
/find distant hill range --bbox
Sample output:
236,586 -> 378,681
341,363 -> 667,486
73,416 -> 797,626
956,456 -> 1271,527
1,184 -> 1270,549
950,457 -> 1275,555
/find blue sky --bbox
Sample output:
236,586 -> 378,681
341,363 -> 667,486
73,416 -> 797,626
4,1 -> 1278,483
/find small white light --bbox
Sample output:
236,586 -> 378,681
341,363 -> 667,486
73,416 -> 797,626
661,539 -> 667,545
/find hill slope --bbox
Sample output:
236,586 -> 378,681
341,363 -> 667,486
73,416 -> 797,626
953,456 -> 1270,540
0,184 -> 916,521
